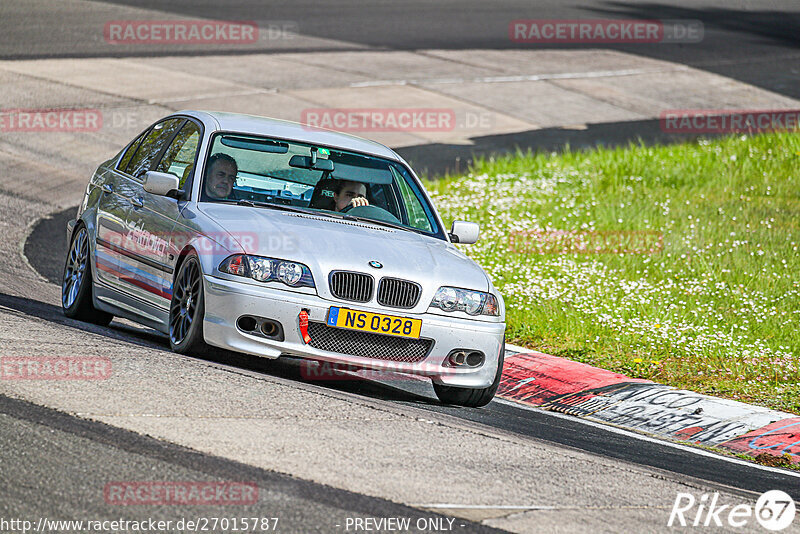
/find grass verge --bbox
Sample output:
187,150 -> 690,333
427,132 -> 800,414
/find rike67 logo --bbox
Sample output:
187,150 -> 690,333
669,490 -> 796,531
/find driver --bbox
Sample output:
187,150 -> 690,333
333,180 -> 369,211
204,153 -> 238,199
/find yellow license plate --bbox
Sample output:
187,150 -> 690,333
326,307 -> 422,339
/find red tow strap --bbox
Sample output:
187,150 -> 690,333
298,310 -> 311,344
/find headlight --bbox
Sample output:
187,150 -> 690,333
437,287 -> 459,311
462,291 -> 483,315
430,287 -> 500,316
277,262 -> 303,286
219,255 -> 315,288
248,257 -> 272,282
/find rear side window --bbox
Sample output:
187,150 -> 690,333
124,118 -> 184,179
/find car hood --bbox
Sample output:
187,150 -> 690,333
198,203 -> 490,297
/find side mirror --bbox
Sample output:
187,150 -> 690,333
143,171 -> 182,198
449,221 -> 480,244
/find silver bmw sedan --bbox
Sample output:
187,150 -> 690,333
62,111 -> 505,407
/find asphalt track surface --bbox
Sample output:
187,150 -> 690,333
23,208 -> 800,506
4,0 -> 800,101
0,395 -> 501,533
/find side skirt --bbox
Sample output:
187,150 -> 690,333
93,280 -> 170,334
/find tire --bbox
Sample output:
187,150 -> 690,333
168,251 -> 210,355
433,337 -> 505,408
62,224 -> 113,326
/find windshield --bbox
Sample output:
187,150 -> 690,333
199,133 -> 443,239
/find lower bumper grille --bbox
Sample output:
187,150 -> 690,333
307,322 -> 433,363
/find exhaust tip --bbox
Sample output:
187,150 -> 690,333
260,320 -> 278,337
447,350 -> 467,366
447,349 -> 485,367
238,316 -> 285,341
237,316 -> 257,332
466,351 -> 484,367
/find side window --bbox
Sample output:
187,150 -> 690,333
156,121 -> 201,189
117,130 -> 147,172
396,174 -> 433,232
124,118 -> 184,179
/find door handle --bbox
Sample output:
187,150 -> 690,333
101,184 -> 113,194
130,197 -> 144,209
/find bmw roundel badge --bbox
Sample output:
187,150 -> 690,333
368,261 -> 383,269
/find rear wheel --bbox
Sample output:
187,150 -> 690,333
433,337 -> 505,408
62,224 -> 113,326
169,252 -> 210,355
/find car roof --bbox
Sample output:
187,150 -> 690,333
178,110 -> 402,162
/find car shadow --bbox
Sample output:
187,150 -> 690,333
0,291 -> 437,406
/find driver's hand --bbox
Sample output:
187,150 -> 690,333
348,197 -> 370,208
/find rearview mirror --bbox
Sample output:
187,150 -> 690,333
289,155 -> 334,171
449,221 -> 480,244
143,171 -> 182,198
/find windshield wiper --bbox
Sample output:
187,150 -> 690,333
236,199 -> 311,215
299,206 -> 409,231
340,214 -> 408,231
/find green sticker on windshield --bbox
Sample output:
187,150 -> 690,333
317,148 -> 330,156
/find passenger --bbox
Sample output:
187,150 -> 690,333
204,153 -> 238,199
333,180 -> 369,211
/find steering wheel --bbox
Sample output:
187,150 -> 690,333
340,204 -> 402,225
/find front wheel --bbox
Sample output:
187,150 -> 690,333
433,338 -> 505,408
169,252 -> 210,355
62,224 -> 113,326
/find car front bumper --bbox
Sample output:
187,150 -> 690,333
202,275 -> 505,388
